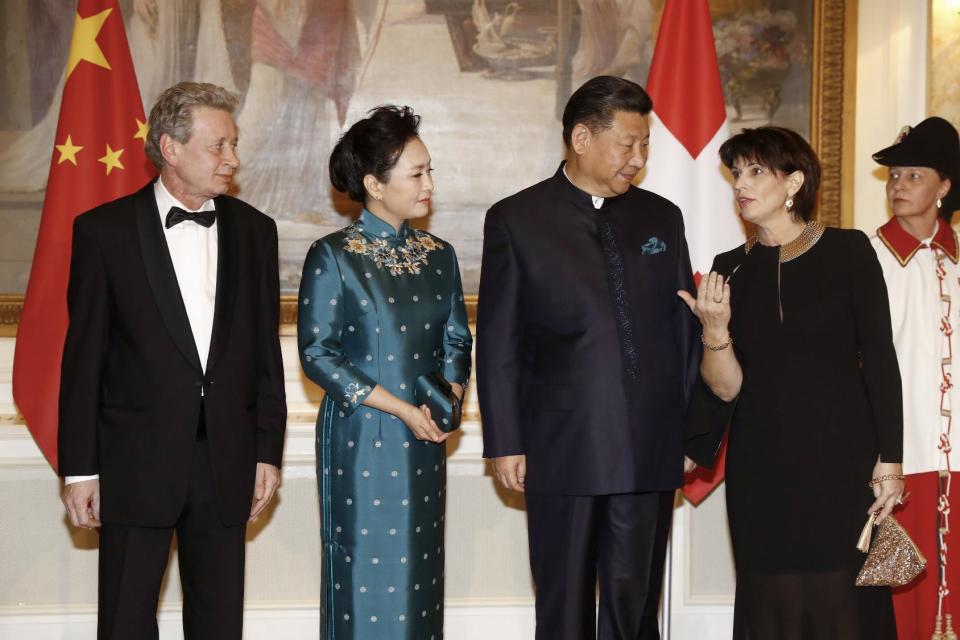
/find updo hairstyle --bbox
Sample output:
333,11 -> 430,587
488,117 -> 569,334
329,105 -> 422,204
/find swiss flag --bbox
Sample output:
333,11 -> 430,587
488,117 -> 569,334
13,0 -> 155,471
641,0 -> 744,504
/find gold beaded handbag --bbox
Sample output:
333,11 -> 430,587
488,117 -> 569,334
855,512 -> 926,587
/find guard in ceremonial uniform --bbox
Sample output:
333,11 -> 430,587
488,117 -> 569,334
870,117 -> 960,639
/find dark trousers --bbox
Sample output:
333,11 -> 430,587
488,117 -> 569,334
97,438 -> 247,640
525,491 -> 674,640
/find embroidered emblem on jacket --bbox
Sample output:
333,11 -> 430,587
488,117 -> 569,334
342,224 -> 443,275
641,237 -> 667,255
344,382 -> 368,404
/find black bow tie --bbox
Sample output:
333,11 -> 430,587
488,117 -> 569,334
165,206 -> 216,229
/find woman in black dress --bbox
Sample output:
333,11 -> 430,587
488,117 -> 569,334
680,127 -> 906,638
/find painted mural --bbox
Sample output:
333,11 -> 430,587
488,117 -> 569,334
930,0 -> 960,133
0,0 -> 814,294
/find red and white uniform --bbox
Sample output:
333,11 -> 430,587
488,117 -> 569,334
872,217 -> 960,638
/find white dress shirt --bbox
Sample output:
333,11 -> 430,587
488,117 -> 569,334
153,177 -> 219,370
66,177 -> 218,484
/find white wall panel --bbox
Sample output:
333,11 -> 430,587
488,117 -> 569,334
852,0 -> 929,234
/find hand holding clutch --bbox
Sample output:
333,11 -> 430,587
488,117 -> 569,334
414,372 -> 462,433
855,512 -> 926,587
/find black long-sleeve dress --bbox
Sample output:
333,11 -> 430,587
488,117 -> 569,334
711,225 -> 903,639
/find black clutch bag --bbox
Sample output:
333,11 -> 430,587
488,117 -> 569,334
414,372 -> 462,432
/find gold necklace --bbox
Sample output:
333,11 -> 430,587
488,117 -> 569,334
744,220 -> 825,263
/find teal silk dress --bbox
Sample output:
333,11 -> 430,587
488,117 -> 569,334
298,209 -> 473,639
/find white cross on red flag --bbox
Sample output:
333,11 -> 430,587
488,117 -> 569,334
640,0 -> 745,504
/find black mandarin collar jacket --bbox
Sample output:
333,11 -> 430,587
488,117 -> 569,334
477,166 -> 702,494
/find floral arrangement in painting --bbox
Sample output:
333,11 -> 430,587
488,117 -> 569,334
713,9 -> 808,120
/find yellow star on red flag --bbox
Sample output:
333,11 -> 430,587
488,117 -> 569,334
16,0 -> 156,473
98,144 -> 125,175
134,119 -> 149,142
66,8 -> 113,80
55,135 -> 84,166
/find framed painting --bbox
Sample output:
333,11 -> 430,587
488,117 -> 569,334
0,0 -> 856,326
929,0 -> 960,131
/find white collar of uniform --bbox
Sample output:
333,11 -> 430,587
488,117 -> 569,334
920,220 -> 939,247
154,176 -> 217,224
562,166 -> 604,209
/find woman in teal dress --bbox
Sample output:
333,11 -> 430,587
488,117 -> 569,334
298,105 -> 472,639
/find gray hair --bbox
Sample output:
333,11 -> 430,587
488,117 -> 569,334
145,82 -> 239,169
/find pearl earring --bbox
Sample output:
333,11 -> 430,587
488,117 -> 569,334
786,198 -> 794,210
938,198 -> 943,210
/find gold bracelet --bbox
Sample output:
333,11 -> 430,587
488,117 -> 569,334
701,333 -> 733,351
867,474 -> 906,488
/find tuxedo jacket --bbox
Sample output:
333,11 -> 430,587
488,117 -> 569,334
477,166 -> 701,495
58,180 -> 286,527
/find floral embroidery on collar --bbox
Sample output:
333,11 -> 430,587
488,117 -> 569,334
342,222 -> 443,275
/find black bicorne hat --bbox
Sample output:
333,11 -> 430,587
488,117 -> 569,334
873,116 -> 960,215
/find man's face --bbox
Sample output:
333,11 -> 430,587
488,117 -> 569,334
576,111 -> 650,197
166,106 -> 239,201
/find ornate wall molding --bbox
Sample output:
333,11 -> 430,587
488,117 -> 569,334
0,296 -> 21,327
0,295 -> 480,329
812,0 -> 853,229
0,294 -> 477,333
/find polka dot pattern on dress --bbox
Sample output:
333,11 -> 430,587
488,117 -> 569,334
310,219 -> 466,638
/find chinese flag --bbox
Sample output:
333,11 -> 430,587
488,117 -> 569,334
641,0 -> 744,504
13,0 -> 154,471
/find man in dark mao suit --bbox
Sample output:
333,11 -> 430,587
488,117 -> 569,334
477,76 -> 701,639
58,82 -> 286,640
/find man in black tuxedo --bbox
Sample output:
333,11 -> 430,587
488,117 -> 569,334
477,76 -> 700,639
58,82 -> 286,640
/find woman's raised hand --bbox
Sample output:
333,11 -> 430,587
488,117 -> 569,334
677,271 -> 732,334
